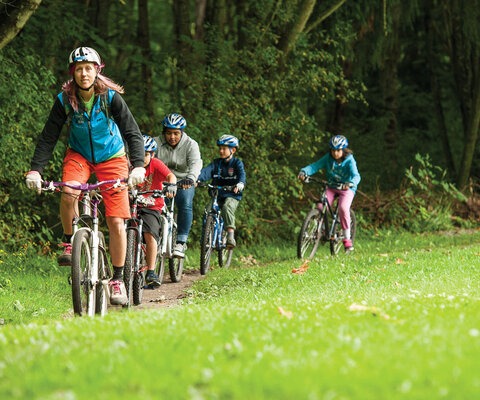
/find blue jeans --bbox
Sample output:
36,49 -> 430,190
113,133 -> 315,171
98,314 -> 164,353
174,186 -> 195,243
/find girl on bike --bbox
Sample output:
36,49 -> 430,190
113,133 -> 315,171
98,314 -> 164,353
197,135 -> 246,248
298,134 -> 361,252
136,135 -> 177,287
156,113 -> 202,258
25,46 -> 146,306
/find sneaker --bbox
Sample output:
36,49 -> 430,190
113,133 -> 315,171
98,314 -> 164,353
57,242 -> 72,266
173,242 -> 187,258
343,239 -> 354,253
109,279 -> 128,305
226,232 -> 236,248
145,271 -> 161,288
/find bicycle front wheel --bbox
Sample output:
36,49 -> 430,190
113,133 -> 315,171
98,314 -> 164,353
95,231 -> 110,316
168,216 -> 184,282
297,208 -> 324,259
218,229 -> 233,268
71,229 -> 94,316
124,228 -> 138,307
200,214 -> 215,275
132,247 -> 145,306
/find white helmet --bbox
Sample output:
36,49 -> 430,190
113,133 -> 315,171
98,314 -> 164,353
68,47 -> 102,68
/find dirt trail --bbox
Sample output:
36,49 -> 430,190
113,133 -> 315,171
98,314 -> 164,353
134,269 -> 204,310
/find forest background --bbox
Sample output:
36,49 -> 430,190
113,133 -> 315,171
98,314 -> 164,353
1,0 -> 479,250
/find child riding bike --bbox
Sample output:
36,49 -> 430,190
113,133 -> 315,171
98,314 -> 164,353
135,135 -> 177,287
298,134 -> 361,253
197,134 -> 246,248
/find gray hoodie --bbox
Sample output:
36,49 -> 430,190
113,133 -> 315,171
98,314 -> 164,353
155,132 -> 202,181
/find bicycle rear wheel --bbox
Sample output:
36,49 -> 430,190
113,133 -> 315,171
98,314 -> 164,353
330,209 -> 357,255
218,230 -> 233,268
168,216 -> 184,282
350,209 -> 357,244
297,208 -> 325,259
200,214 -> 215,275
95,231 -> 110,316
124,228 -> 137,307
71,228 -> 94,316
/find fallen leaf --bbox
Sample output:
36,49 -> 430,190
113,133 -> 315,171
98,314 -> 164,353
292,260 -> 309,274
278,306 -> 293,319
395,258 -> 405,264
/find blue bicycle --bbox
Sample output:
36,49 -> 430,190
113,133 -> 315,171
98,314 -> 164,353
198,183 -> 234,275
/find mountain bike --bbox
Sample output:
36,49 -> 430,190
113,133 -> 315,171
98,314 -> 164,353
124,184 -> 182,307
297,177 -> 357,259
42,178 -> 127,316
198,183 -> 234,275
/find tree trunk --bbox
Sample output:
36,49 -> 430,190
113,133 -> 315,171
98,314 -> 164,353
0,0 -> 42,50
277,0 -> 316,60
137,0 -> 155,129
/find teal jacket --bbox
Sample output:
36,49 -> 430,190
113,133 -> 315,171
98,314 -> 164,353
59,89 -> 123,164
301,153 -> 361,193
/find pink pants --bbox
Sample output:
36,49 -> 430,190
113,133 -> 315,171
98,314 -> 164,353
318,188 -> 355,230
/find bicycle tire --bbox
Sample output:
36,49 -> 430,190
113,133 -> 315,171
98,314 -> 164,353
124,228 -> 137,307
200,214 -> 215,275
133,248 -> 145,305
218,229 -> 233,268
95,231 -> 110,316
71,228 -> 94,316
155,237 -> 166,286
297,208 -> 325,259
168,215 -> 184,282
350,209 -> 357,244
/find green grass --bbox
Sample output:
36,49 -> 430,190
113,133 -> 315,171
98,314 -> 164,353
1,230 -> 480,399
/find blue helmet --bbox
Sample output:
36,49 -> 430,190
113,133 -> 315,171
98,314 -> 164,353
329,135 -> 349,150
217,134 -> 239,148
143,135 -> 157,152
162,113 -> 187,130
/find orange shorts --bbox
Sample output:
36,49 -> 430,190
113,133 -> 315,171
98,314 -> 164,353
62,149 -> 130,219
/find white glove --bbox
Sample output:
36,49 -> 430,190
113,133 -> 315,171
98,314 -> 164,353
235,182 -> 245,192
128,167 -> 146,187
26,171 -> 42,194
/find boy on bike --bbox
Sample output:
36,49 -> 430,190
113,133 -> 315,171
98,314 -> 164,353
136,135 -> 177,287
197,135 -> 246,248
298,134 -> 361,253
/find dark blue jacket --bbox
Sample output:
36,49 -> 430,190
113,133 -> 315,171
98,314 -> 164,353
197,157 -> 246,201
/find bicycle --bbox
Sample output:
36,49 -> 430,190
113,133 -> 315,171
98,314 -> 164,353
198,183 -> 234,275
42,178 -> 127,316
297,176 -> 357,259
124,184 -> 183,307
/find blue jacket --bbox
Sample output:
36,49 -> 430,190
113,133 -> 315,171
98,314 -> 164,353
30,89 -> 144,173
301,153 -> 361,193
197,157 -> 246,201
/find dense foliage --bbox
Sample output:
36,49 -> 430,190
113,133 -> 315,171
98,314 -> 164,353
0,0 -> 478,250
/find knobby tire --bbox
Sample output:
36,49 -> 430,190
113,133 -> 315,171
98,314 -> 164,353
124,228 -> 137,307
219,229 -> 233,268
200,214 -> 215,275
95,231 -> 110,316
71,229 -> 93,316
169,216 -> 184,282
297,208 -> 325,259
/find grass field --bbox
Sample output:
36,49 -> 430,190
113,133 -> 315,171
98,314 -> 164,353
0,230 -> 479,399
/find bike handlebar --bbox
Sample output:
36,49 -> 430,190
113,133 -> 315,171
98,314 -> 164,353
197,182 -> 235,192
302,176 -> 353,190
42,178 -> 128,192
